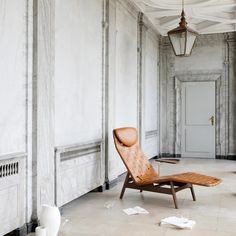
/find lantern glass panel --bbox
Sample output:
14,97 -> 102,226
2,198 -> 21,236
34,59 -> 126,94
185,31 -> 197,55
169,32 -> 186,56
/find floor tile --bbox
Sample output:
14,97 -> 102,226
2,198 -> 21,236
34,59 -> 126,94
28,158 -> 236,236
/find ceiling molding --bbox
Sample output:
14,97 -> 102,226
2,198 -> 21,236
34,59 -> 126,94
130,0 -> 236,35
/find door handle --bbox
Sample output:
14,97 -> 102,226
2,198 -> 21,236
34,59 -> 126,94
209,116 -> 214,126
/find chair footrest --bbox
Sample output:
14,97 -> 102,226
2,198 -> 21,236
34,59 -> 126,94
170,172 -> 221,187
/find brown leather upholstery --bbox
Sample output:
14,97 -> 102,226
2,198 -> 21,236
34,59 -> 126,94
170,172 -> 221,187
113,127 -> 221,187
113,127 -> 221,209
114,127 -> 137,147
113,127 -> 159,186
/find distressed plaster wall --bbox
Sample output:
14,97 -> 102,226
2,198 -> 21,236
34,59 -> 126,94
0,1 -> 161,233
107,0 -> 139,181
55,0 -> 103,146
0,0 -> 27,156
32,0 -> 55,219
0,0 -> 56,232
0,1 -> 29,234
54,0 -> 105,205
143,27 -> 160,158
227,33 -> 236,155
107,0 -> 160,182
160,33 -> 236,157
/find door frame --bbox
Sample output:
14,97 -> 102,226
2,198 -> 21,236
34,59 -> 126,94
174,72 -> 225,157
180,81 -> 216,158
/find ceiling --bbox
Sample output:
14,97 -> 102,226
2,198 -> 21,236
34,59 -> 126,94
130,0 -> 236,35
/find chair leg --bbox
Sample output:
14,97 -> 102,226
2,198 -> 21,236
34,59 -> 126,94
170,181 -> 178,209
120,173 -> 129,199
190,184 -> 196,201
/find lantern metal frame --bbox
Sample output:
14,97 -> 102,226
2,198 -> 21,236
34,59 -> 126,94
167,1 -> 198,56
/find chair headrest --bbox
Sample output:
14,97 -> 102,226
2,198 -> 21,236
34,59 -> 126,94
113,127 -> 137,147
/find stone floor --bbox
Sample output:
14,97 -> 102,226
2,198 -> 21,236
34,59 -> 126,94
29,158 -> 236,236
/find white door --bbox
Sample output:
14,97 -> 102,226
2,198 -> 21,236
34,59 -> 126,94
181,82 -> 215,158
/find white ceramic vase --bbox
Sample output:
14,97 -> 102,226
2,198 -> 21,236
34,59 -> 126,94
39,204 -> 61,236
35,226 -> 47,236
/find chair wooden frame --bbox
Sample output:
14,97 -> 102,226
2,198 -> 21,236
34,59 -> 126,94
113,127 -> 221,209
120,173 -> 196,209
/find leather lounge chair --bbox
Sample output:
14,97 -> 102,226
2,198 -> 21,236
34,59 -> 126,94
113,127 -> 221,209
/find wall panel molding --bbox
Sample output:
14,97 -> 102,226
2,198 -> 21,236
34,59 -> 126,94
0,155 -> 26,235
145,130 -> 158,139
55,140 -> 102,162
116,0 -> 139,20
55,140 -> 104,207
0,152 -> 27,162
175,71 -> 226,156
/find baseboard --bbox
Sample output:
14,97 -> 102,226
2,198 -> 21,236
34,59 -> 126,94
5,225 -> 27,236
91,184 -> 106,193
216,155 -> 236,160
105,178 -> 118,190
26,220 -> 38,233
159,153 -> 181,158
159,154 -> 236,160
5,220 -> 38,236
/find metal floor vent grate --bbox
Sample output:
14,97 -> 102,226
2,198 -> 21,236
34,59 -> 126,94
0,162 -> 19,178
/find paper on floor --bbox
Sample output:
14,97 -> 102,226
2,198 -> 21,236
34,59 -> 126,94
123,206 -> 149,215
133,206 -> 149,214
123,208 -> 138,215
104,201 -> 115,209
160,216 -> 196,229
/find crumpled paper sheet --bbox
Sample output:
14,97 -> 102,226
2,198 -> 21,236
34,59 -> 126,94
123,206 -> 149,215
160,216 -> 196,229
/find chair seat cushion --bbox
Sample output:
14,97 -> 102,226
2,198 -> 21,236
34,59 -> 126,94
166,172 -> 221,187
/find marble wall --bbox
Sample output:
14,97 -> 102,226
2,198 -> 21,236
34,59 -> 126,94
107,0 -> 160,182
3,1 -> 235,235
54,0 -> 105,206
32,0 -> 55,220
0,0 -> 29,234
160,33 -> 236,157
0,0 -> 27,156
107,0 -> 139,181
227,33 -> 236,155
55,141 -> 103,207
55,0 -> 103,146
0,2 -> 160,227
143,28 -> 160,158
0,155 -> 26,235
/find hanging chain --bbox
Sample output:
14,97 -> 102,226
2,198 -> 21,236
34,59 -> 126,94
182,0 -> 184,11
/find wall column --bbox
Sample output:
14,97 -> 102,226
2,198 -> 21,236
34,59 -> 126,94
227,33 -> 236,155
32,0 -> 55,220
137,12 -> 147,148
159,38 -> 174,156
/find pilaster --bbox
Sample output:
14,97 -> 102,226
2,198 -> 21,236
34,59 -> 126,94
137,12 -> 147,148
32,0 -> 55,219
226,32 -> 236,155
